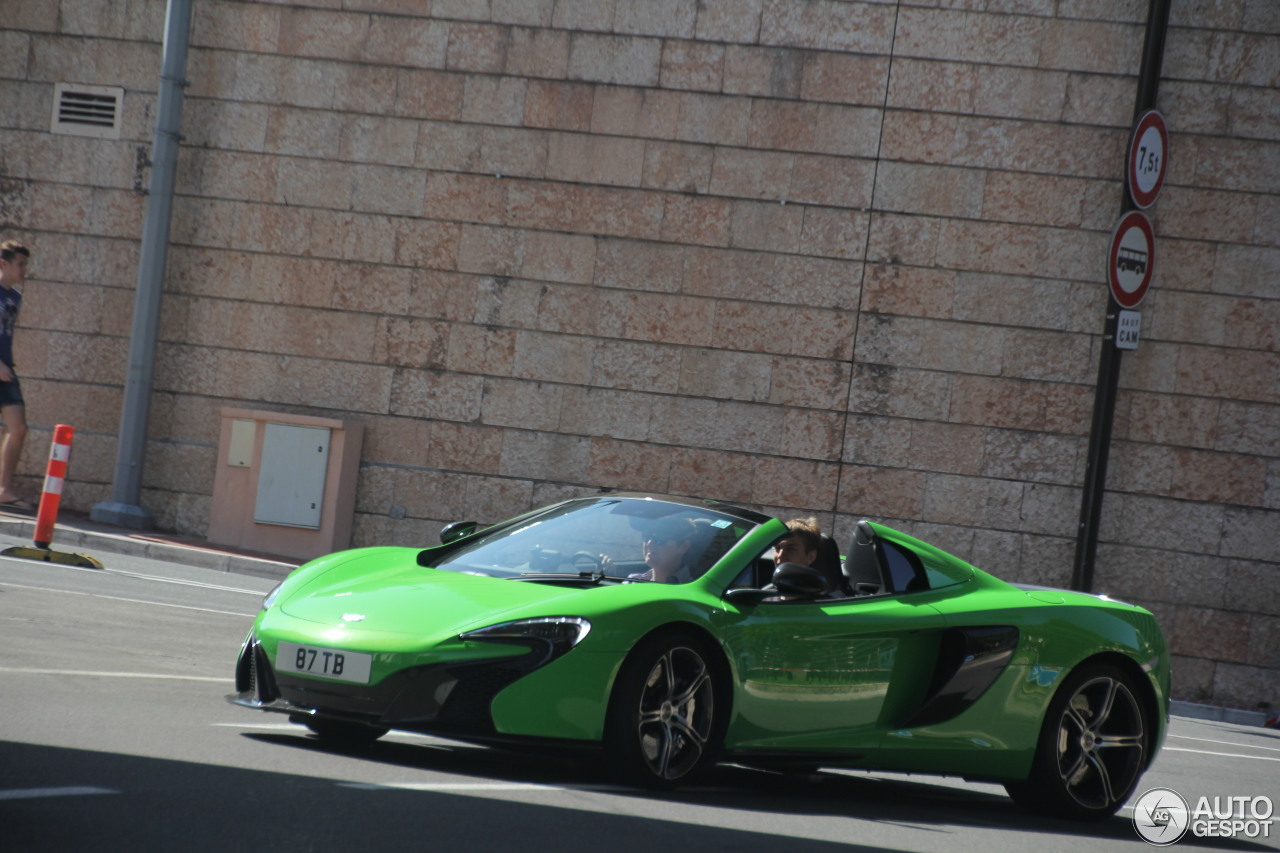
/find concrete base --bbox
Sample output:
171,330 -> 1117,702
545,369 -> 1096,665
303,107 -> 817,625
89,501 -> 156,530
1,544 -> 104,568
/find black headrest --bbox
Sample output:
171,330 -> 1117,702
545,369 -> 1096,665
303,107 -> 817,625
843,521 -> 882,589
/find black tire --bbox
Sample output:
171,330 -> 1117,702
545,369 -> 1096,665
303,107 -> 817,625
604,631 -> 725,788
1005,663 -> 1150,820
300,717 -> 389,746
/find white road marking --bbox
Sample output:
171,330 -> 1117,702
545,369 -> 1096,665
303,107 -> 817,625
215,721 -> 431,736
0,580 -> 254,618
338,781 -> 624,793
0,666 -> 224,683
105,568 -> 267,596
1169,734 -> 1280,753
0,555 -> 272,595
212,722 -> 304,731
1163,747 -> 1280,762
0,786 -> 119,801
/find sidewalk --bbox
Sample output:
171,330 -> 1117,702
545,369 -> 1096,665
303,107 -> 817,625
1,504 -> 1271,728
0,506 -> 300,580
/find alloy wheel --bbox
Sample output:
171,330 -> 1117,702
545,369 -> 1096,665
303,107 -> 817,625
635,645 -> 715,781
1053,673 -> 1146,811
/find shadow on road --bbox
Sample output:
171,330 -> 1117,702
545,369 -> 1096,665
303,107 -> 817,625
0,738 -> 888,853
244,729 -> 1274,850
4,734 -> 1273,852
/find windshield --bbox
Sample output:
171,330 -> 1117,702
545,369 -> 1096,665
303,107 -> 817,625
426,498 -> 760,585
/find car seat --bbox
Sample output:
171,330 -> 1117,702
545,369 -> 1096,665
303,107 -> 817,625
812,534 -> 847,596
843,520 -> 884,595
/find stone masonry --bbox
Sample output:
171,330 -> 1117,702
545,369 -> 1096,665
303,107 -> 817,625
0,0 -> 1275,711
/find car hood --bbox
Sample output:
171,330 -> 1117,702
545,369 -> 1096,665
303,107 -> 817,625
277,547 -> 594,636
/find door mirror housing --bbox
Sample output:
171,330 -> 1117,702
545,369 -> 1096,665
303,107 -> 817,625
439,520 -> 478,544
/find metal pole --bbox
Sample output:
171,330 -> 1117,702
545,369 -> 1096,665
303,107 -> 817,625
1070,0 -> 1171,591
90,0 -> 192,529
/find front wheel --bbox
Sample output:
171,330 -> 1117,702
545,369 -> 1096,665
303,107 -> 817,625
296,716 -> 389,746
604,632 -> 724,788
1005,663 -> 1150,820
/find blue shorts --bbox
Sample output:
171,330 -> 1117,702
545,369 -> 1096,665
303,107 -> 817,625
0,371 -> 24,408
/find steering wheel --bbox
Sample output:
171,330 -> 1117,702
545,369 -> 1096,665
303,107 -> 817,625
572,551 -> 604,571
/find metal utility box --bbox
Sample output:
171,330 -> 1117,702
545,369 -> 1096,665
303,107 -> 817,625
209,409 -> 363,561
254,424 -> 331,529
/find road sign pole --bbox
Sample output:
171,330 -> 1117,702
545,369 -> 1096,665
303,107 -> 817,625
90,0 -> 192,532
1071,0 -> 1171,592
1072,310 -> 1123,593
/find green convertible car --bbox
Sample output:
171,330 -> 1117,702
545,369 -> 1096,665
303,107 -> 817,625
230,493 -> 1170,820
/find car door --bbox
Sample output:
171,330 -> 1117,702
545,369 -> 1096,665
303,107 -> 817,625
713,589 -> 952,752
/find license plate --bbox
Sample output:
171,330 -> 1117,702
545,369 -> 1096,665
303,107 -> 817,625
276,642 -> 372,684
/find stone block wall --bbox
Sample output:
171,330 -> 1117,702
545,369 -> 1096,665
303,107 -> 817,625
0,0 -> 1275,711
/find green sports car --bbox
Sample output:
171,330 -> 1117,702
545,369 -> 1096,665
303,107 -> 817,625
230,493 -> 1170,820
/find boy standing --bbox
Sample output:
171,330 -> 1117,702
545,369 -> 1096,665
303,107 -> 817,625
0,240 -> 31,509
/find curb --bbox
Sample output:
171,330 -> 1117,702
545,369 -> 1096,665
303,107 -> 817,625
0,514 -> 298,581
1170,700 -> 1272,728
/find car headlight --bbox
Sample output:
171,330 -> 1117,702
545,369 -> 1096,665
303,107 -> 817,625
460,617 -> 592,666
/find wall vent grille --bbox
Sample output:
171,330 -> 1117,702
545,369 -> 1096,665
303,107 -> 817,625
51,83 -> 123,139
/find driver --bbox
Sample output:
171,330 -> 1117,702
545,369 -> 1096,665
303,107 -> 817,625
774,517 -> 821,568
628,518 -> 699,583
765,517 -> 843,599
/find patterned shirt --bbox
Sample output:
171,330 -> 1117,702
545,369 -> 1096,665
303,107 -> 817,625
0,286 -> 21,367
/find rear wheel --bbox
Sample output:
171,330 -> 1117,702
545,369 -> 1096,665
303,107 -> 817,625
604,632 -> 724,788
1006,663 -> 1150,820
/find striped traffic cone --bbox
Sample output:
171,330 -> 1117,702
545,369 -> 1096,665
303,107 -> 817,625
2,424 -> 102,568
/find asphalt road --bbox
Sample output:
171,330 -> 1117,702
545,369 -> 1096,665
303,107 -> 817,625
2,542 -> 1277,853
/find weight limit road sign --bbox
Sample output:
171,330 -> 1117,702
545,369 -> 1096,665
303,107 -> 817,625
1128,110 -> 1168,210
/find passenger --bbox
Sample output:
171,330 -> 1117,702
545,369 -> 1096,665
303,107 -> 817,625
628,517 -> 699,584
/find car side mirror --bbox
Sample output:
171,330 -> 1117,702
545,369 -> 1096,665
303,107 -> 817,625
723,587 -> 773,606
439,520 -> 478,544
773,562 -> 830,598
